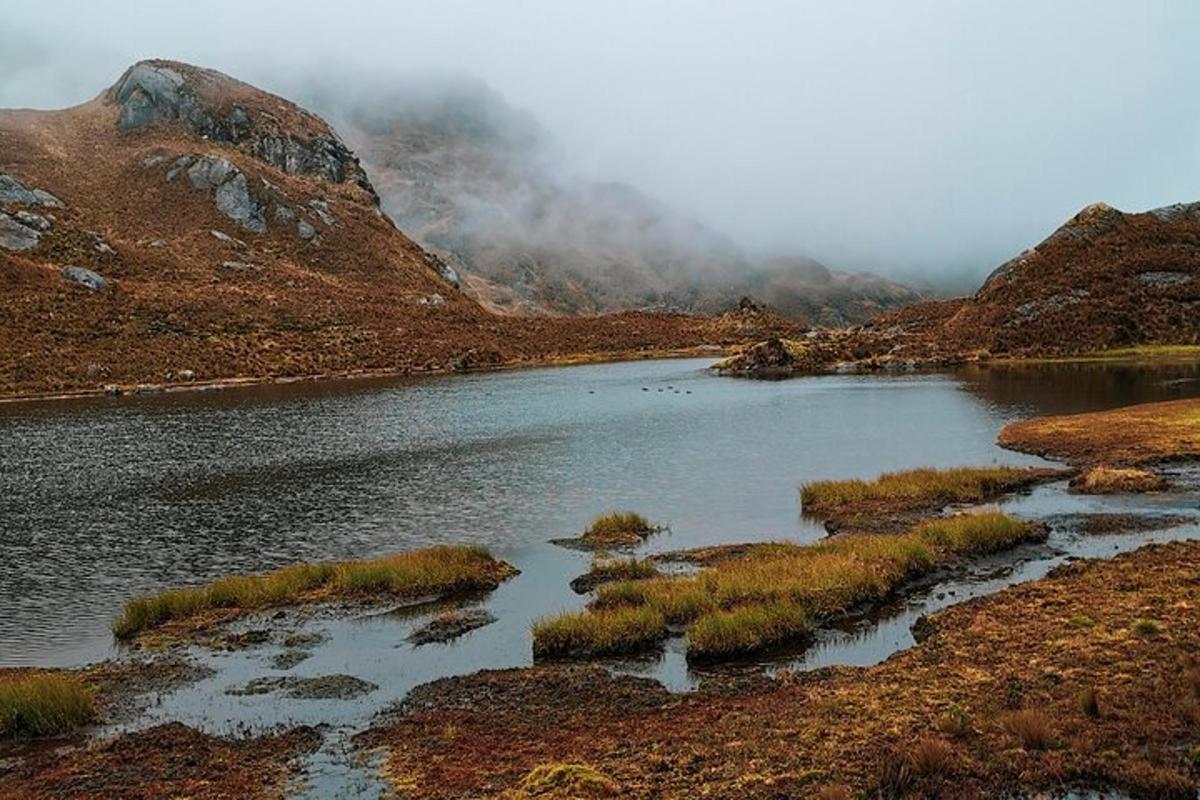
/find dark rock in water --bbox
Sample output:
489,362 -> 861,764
270,650 -> 312,670
0,213 -> 41,251
911,614 -> 938,643
61,265 -> 109,292
0,173 -> 62,207
407,609 -> 496,646
227,673 -> 377,700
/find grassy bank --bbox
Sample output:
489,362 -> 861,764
800,466 -> 1059,530
113,545 -> 517,640
999,397 -> 1200,466
534,512 -> 1043,660
372,541 -> 1200,800
0,673 -> 96,738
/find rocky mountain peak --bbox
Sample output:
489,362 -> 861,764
107,60 -> 379,204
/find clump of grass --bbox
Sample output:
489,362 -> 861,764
113,545 -> 516,640
1070,465 -> 1168,495
531,606 -> 667,658
936,704 -> 973,738
0,673 -> 96,738
536,512 -> 1040,661
579,512 -> 657,547
1002,709 -> 1056,750
515,762 -> 620,798
801,466 -> 1055,521
570,557 -> 659,593
686,602 -> 812,660
1068,614 -> 1096,629
1131,618 -> 1162,638
907,737 -> 954,777
1076,686 -> 1100,718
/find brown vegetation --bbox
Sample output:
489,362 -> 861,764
364,540 -> 1200,799
1070,465 -> 1169,494
999,397 -> 1200,465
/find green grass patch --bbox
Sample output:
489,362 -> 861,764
801,466 -> 1054,522
515,762 -> 620,797
580,511 -> 657,547
113,545 -> 516,640
1131,618 -> 1162,638
0,673 -> 96,738
687,602 -> 812,660
531,606 -> 667,658
534,512 -> 1041,661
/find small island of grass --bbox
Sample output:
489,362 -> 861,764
552,511 -> 661,550
113,545 -> 518,641
800,465 -> 1062,531
533,512 -> 1044,660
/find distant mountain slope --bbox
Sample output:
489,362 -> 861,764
0,60 -> 807,397
319,76 -> 920,323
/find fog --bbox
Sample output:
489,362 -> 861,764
3,0 -> 1199,286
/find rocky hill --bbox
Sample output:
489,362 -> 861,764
717,201 -> 1200,376
0,60 -> 806,398
317,76 -> 920,323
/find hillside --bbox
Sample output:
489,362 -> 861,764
0,60 -> 807,398
718,201 -> 1200,375
317,76 -> 920,323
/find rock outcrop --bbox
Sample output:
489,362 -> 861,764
109,60 -> 377,201
0,213 -> 42,251
61,266 -> 109,292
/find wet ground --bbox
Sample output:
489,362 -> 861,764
4,357 -> 1200,797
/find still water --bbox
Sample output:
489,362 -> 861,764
2,357 -> 1200,668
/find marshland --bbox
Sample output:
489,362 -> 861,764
4,357 -> 1200,797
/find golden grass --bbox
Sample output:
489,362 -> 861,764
531,606 -> 667,658
580,512 -> 657,547
0,673 -> 96,738
1070,465 -> 1167,494
535,512 -> 1042,660
999,397 -> 1200,465
514,762 -> 620,798
571,558 -> 659,593
113,545 -> 516,640
801,466 -> 1054,522
1001,709 -> 1056,750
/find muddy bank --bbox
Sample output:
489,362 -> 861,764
360,541 -> 1200,799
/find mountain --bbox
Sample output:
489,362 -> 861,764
316,76 -> 920,323
0,60 -> 807,397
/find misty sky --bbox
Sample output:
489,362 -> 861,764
3,0 -> 1199,285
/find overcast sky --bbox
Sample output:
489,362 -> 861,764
2,1 -> 1199,284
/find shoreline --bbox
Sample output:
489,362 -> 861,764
0,345 -> 732,407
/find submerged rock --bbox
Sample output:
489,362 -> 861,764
61,265 -> 109,292
407,609 -> 496,646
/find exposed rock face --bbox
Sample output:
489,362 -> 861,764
109,60 -> 377,200
61,265 -> 109,292
0,174 -> 62,207
167,155 -> 267,233
0,213 -> 41,251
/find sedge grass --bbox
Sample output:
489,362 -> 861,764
801,466 -> 1051,520
535,512 -> 1041,661
113,545 -> 515,640
531,606 -> 667,658
580,511 -> 656,547
0,673 -> 96,738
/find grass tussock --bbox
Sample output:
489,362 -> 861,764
1001,709 -> 1056,750
515,763 -> 620,798
801,466 -> 1052,521
1070,465 -> 1168,494
534,512 -> 1040,661
0,673 -> 96,738
113,545 -> 515,640
580,512 -> 657,547
531,606 -> 667,658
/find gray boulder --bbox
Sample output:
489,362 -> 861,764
14,211 -> 51,231
182,156 -> 267,233
61,266 -> 109,292
0,213 -> 40,251
0,174 -> 62,207
297,220 -> 316,239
